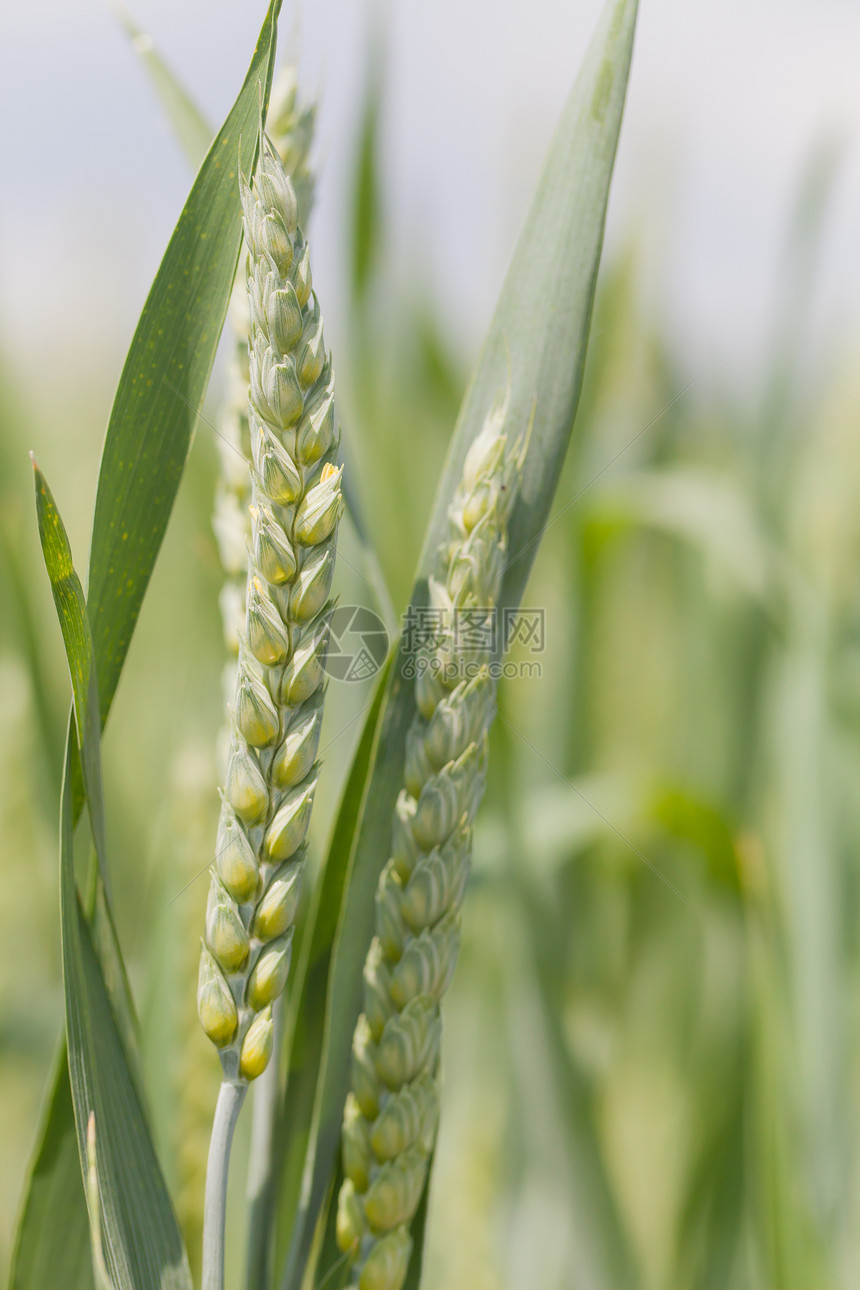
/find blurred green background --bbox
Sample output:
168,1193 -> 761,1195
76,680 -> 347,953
3,5 -> 860,1289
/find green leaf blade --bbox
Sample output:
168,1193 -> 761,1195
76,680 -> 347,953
8,1049 -> 95,1290
279,2 -> 640,1284
33,462 -> 107,883
87,0 -> 283,726
60,757 -> 193,1290
34,461 -> 192,1289
419,0 -> 640,613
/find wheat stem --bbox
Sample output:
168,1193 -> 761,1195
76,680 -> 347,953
245,995 -> 284,1289
202,1080 -> 247,1290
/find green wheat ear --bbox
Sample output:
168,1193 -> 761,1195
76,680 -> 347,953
198,134 -> 342,1081
211,67 -> 316,697
336,395 -> 527,1290
200,123 -> 342,1290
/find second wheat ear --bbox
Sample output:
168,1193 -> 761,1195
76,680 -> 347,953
199,136 -> 342,1290
336,399 -> 527,1290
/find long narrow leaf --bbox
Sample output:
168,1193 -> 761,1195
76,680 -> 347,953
61,756 -> 193,1290
10,4 -> 284,1284
87,0 -> 282,724
36,456 -> 141,1052
0,515 -> 63,805
34,467 -> 192,1288
280,5 -> 639,1284
33,464 -> 107,885
349,39 -> 384,307
8,1046 -> 95,1290
123,24 -> 398,637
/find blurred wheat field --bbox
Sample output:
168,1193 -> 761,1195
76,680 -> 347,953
3,11 -> 860,1290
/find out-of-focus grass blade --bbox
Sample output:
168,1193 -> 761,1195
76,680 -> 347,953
280,2 -> 639,1285
491,704 -> 638,1290
34,466 -> 192,1288
675,1035 -> 746,1289
10,4 -> 283,1284
759,135 -> 844,501
0,515 -> 63,807
589,467 -> 783,611
0,362 -> 64,807
338,451 -> 398,636
650,783 -> 742,895
349,39 -> 384,308
520,891 -> 638,1289
115,6 -> 213,171
759,610 -> 843,1281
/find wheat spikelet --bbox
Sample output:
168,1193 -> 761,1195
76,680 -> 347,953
336,396 -> 526,1290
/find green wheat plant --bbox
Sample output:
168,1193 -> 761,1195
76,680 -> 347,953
335,401 -> 527,1290
198,136 -> 342,1290
5,3 -> 639,1289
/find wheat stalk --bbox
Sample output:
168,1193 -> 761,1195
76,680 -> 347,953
199,134 -> 342,1290
335,395 -> 526,1290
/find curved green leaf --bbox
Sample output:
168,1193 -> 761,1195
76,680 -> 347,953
61,755 -> 192,1290
7,1046 -> 95,1290
122,22 -> 399,641
87,0 -> 282,725
33,465 -> 107,885
589,465 -> 784,611
419,0 -> 639,615
280,1 -> 639,1285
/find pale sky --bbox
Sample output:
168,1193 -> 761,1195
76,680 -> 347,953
1,0 -> 858,391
